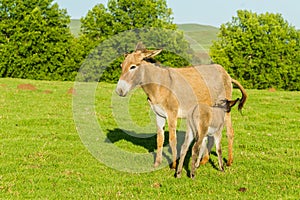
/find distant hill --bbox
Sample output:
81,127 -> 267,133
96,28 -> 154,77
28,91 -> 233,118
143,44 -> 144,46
70,19 -> 81,37
177,23 -> 219,52
69,20 -> 219,61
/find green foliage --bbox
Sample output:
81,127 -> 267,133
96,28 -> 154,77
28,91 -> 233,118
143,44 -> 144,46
76,28 -> 191,82
78,0 -> 177,51
0,0 -> 192,82
77,0 -> 192,83
0,0 -> 79,80
210,10 -> 300,91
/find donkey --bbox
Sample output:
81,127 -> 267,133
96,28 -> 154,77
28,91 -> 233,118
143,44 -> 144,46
176,98 -> 240,179
115,43 -> 247,169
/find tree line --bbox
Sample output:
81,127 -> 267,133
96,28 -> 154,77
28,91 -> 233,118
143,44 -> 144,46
0,0 -> 299,90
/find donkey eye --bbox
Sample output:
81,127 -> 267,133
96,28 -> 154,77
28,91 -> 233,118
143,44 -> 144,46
130,65 -> 137,70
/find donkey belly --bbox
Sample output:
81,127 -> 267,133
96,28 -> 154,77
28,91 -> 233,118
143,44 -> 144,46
149,103 -> 186,119
177,108 -> 188,118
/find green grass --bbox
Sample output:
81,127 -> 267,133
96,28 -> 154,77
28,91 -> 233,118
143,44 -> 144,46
0,78 -> 299,199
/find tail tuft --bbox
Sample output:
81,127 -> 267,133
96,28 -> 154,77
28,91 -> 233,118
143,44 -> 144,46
231,79 -> 248,113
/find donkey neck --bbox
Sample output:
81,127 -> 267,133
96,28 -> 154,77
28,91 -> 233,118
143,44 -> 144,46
140,64 -> 173,103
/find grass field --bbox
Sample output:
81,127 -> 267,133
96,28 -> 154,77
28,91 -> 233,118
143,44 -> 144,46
0,78 -> 299,199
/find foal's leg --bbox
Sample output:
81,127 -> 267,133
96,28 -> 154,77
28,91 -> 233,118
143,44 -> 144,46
195,136 -> 207,168
167,115 -> 178,169
154,115 -> 166,167
215,130 -> 224,171
191,133 -> 206,179
176,127 -> 193,178
199,136 -> 215,165
225,112 -> 234,166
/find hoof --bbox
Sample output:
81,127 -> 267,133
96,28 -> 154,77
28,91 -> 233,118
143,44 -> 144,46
200,155 -> 209,165
226,161 -> 233,167
190,173 -> 195,179
154,161 -> 161,168
171,162 -> 177,170
176,172 -> 182,178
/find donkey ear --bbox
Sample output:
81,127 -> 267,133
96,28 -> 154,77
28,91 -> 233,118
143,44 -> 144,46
142,49 -> 162,58
135,42 -> 146,51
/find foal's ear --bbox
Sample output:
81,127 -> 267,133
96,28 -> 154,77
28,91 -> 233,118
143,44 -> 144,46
142,49 -> 162,58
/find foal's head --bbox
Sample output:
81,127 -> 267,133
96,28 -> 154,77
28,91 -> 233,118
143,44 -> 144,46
214,98 -> 240,113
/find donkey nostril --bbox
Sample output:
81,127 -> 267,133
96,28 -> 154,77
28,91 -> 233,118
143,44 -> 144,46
116,88 -> 122,96
116,80 -> 130,97
116,88 -> 126,97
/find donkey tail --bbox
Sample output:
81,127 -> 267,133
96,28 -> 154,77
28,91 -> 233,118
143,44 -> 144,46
231,78 -> 248,112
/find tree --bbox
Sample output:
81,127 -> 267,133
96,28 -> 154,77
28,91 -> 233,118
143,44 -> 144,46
80,0 -> 176,45
77,0 -> 192,82
0,0 -> 77,80
210,10 -> 300,91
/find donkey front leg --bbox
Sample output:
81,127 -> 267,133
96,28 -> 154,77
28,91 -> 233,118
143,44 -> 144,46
167,116 -> 178,169
154,115 -> 166,167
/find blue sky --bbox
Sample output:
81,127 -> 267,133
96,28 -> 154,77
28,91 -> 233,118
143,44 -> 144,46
54,0 -> 300,29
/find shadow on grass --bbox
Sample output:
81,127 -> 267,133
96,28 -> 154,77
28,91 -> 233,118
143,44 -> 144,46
106,128 -> 223,173
106,128 -> 173,166
177,147 -> 224,178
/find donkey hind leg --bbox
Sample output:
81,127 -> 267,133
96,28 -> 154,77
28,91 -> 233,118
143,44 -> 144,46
154,115 -> 166,167
225,112 -> 234,166
215,130 -> 224,171
176,127 -> 193,178
199,136 -> 215,166
191,134 -> 206,179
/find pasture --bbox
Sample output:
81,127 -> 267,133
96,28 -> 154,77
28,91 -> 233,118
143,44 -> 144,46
0,78 -> 299,199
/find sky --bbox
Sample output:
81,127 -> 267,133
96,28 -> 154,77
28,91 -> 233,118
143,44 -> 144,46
54,0 -> 300,29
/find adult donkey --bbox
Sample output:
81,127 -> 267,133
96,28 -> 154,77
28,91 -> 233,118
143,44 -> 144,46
115,43 -> 247,169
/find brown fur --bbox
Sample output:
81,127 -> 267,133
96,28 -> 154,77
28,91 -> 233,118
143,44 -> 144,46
176,98 -> 240,178
116,43 -> 247,169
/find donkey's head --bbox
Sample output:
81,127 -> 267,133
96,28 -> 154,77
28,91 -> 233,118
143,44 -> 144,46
115,42 -> 162,97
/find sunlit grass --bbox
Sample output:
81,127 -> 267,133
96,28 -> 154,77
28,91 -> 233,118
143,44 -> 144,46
0,78 -> 299,199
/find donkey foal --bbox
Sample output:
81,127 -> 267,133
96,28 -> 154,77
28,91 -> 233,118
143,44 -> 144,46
176,98 -> 239,179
